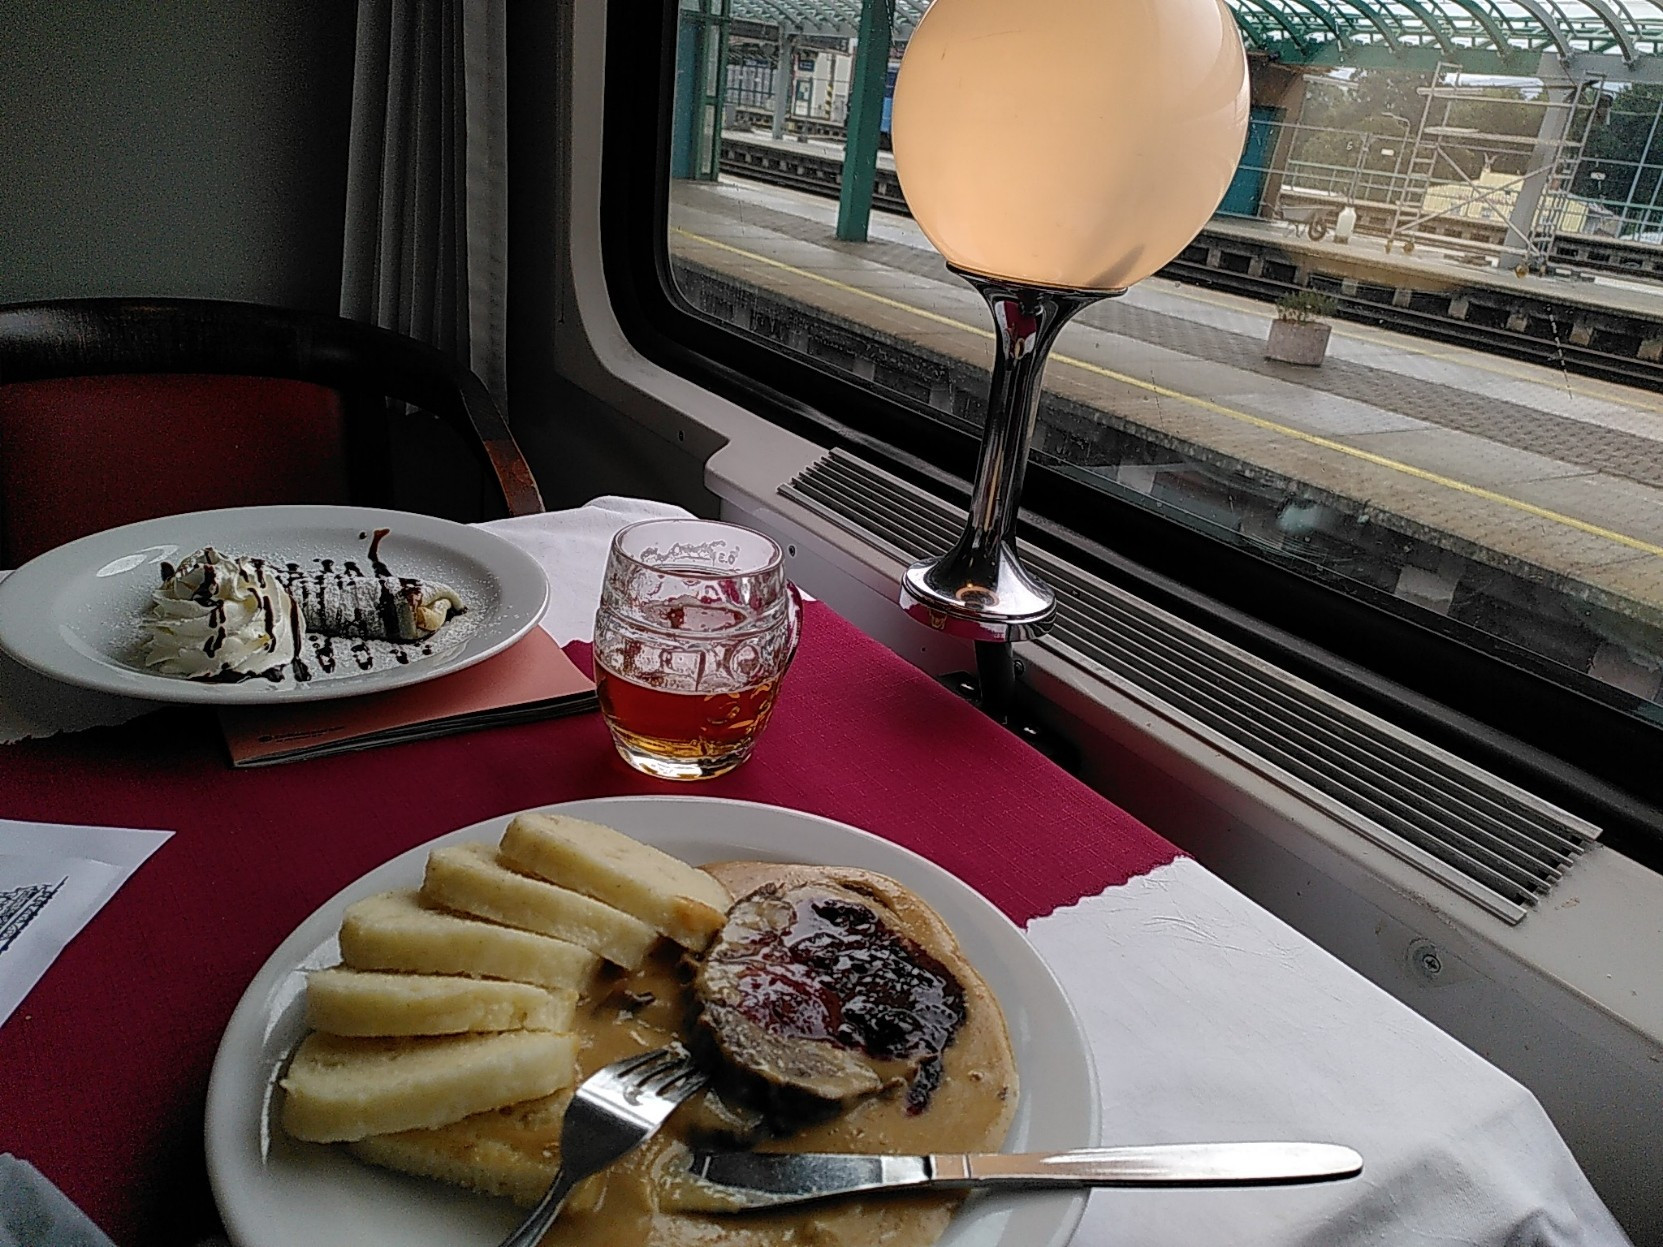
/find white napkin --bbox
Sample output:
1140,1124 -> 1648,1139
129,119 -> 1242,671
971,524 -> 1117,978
479,495 -> 693,645
0,1156 -> 116,1247
0,647 -> 159,746
1026,858 -> 1631,1247
0,572 -> 159,744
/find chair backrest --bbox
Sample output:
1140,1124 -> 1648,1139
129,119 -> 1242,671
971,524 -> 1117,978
0,298 -> 543,566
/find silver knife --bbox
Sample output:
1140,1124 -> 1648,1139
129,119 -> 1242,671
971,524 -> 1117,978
680,1143 -> 1363,1212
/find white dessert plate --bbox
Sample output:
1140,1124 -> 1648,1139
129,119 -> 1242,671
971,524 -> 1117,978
204,795 -> 1099,1247
0,505 -> 549,704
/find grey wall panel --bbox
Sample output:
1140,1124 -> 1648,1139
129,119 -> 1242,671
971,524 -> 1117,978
0,0 -> 356,310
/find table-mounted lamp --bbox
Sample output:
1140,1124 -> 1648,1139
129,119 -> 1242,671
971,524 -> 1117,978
890,0 -> 1250,717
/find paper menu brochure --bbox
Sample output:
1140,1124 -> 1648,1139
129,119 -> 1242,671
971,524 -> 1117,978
0,819 -> 173,1031
219,628 -> 596,767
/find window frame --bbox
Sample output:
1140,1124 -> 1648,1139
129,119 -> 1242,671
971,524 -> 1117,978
595,0 -> 1663,867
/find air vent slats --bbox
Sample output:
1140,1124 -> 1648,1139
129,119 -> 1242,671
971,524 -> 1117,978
1052,596 -> 1566,898
1050,566 -> 1588,861
815,477 -> 941,543
782,450 -> 1598,925
1052,586 -> 1582,877
1053,607 -> 1551,904
795,472 -> 961,555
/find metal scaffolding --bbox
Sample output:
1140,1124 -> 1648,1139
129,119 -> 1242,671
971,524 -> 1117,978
1383,63 -> 1605,272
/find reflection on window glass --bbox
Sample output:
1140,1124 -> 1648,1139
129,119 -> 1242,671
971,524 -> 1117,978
666,1 -> 1663,725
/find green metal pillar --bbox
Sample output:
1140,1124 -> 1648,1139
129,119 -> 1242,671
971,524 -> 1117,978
671,0 -> 730,182
836,0 -> 894,241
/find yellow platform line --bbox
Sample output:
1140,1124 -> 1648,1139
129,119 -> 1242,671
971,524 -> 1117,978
674,228 -> 1663,560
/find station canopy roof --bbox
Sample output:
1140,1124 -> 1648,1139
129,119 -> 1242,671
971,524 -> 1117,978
730,0 -> 1663,78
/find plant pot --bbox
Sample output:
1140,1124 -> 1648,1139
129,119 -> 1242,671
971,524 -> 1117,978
1266,318 -> 1331,366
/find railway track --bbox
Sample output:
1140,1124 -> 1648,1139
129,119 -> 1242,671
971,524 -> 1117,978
721,136 -> 909,211
724,122 -> 1663,283
718,135 -> 1663,390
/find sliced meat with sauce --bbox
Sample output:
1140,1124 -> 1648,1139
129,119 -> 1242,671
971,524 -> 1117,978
689,878 -> 967,1128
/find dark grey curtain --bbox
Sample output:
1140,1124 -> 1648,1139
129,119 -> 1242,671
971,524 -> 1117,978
341,0 -> 508,408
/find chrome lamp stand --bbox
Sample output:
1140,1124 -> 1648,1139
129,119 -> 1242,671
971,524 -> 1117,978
900,269 -> 1123,729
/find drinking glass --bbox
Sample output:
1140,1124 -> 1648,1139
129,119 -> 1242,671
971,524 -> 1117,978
593,519 -> 802,780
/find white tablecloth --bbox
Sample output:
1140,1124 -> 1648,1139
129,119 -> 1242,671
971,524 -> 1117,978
0,498 -> 1631,1246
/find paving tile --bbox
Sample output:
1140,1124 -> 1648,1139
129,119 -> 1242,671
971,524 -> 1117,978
1564,555 -> 1663,615
1211,389 -> 1428,436
1501,473 -> 1663,550
1337,427 -> 1594,487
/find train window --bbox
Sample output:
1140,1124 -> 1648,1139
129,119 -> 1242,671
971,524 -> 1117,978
607,0 -> 1663,857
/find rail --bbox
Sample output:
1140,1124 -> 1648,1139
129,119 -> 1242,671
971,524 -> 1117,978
722,123 -> 1663,282
716,134 -> 1663,389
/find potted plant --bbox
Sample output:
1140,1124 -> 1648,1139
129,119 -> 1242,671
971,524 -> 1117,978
1266,290 -> 1337,366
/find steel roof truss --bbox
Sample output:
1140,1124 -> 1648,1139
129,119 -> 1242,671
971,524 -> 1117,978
1236,0 -> 1318,52
1434,0 -> 1521,54
1380,0 -> 1466,55
1507,0 -> 1581,58
1327,0 -> 1407,51
1279,0 -> 1357,47
1580,0 -> 1643,60
1223,6 -> 1278,50
733,0 -> 1661,76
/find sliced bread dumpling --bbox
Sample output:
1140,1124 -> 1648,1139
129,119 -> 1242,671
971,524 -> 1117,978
349,1090 -> 570,1207
498,813 -> 732,950
304,967 -> 577,1037
422,844 -> 659,969
338,890 -> 599,991
280,1029 -> 579,1143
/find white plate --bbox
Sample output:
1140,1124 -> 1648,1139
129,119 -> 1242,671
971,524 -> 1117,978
0,505 -> 549,704
204,796 -> 1099,1247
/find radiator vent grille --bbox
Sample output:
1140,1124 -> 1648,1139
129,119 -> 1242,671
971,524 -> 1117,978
783,450 -> 1598,924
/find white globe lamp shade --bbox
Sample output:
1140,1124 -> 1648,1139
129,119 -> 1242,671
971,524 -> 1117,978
891,0 -> 1252,292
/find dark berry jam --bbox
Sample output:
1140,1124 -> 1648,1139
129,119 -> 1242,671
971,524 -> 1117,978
727,894 -> 965,1113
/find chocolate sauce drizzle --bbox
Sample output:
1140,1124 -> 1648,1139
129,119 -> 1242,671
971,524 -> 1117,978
167,531 -> 453,684
278,555 -> 431,648
367,527 -> 392,578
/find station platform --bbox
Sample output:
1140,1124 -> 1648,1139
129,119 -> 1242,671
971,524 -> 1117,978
719,128 -> 1663,383
668,175 -> 1663,699
720,128 -> 1663,320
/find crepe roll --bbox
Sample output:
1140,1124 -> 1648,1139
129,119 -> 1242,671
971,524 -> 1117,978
280,568 -> 464,642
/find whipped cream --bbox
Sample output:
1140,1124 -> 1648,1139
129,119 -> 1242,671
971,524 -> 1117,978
141,547 -> 303,680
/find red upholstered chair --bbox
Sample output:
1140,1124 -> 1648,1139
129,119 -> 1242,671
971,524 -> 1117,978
0,298 -> 543,567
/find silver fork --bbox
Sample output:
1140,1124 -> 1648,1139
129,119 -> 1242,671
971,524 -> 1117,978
496,1043 -> 708,1247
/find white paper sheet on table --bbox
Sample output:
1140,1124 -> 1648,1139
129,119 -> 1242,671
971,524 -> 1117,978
0,819 -> 173,1030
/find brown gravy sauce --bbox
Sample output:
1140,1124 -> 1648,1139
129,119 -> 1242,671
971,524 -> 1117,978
529,862 -> 1021,1247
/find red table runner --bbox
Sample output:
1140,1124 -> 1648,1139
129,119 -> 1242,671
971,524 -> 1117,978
0,602 -> 1178,1246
